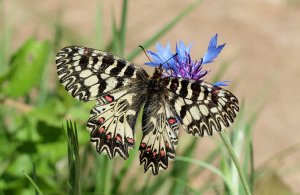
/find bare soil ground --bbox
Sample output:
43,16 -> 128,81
4,0 -> 300,193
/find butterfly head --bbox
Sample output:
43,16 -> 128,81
152,65 -> 163,79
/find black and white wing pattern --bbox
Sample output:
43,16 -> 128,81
56,46 -> 149,159
56,46 -> 149,101
161,77 -> 239,136
140,93 -> 179,175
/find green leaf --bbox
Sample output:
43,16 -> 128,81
16,141 -> 38,154
37,121 -> 64,143
6,154 -> 33,177
1,38 -> 50,98
27,97 -> 66,126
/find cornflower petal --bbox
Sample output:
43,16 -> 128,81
202,34 -> 226,64
144,51 -> 161,66
213,81 -> 230,87
145,43 -> 175,69
176,41 -> 193,64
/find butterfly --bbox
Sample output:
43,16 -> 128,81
56,46 -> 239,175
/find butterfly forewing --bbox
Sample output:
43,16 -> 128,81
56,46 -> 149,101
161,77 -> 239,136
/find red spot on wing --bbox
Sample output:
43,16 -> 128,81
165,142 -> 170,148
126,137 -> 134,144
140,143 -> 146,148
99,117 -> 105,123
146,147 -> 151,152
105,95 -> 114,103
115,135 -> 122,142
168,117 -> 177,124
84,48 -> 89,55
99,127 -> 105,133
160,149 -> 165,157
212,89 -> 221,96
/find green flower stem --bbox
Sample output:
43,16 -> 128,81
219,131 -> 251,195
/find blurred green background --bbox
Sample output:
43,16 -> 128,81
1,0 -> 300,194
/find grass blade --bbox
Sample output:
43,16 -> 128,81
176,156 -> 232,189
32,163 -> 38,195
169,139 -> 197,194
94,155 -> 104,193
172,177 -> 200,194
94,155 -> 114,194
189,146 -> 221,178
65,120 -> 81,195
119,0 -> 128,56
112,149 -> 138,194
218,131 -> 251,195
104,158 -> 113,195
249,141 -> 255,193
142,173 -> 167,195
95,0 -> 104,48
0,0 -> 11,74
53,13 -> 63,51
23,171 -> 44,195
211,60 -> 231,83
111,9 -> 122,55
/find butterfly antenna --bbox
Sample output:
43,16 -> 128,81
162,53 -> 178,75
162,53 -> 178,67
139,45 -> 154,65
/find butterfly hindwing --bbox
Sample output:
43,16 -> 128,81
56,46 -> 149,101
140,93 -> 179,175
161,77 -> 239,136
87,84 -> 147,159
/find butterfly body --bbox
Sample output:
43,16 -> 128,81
56,46 -> 239,175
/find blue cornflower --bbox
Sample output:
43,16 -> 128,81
145,34 -> 228,87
